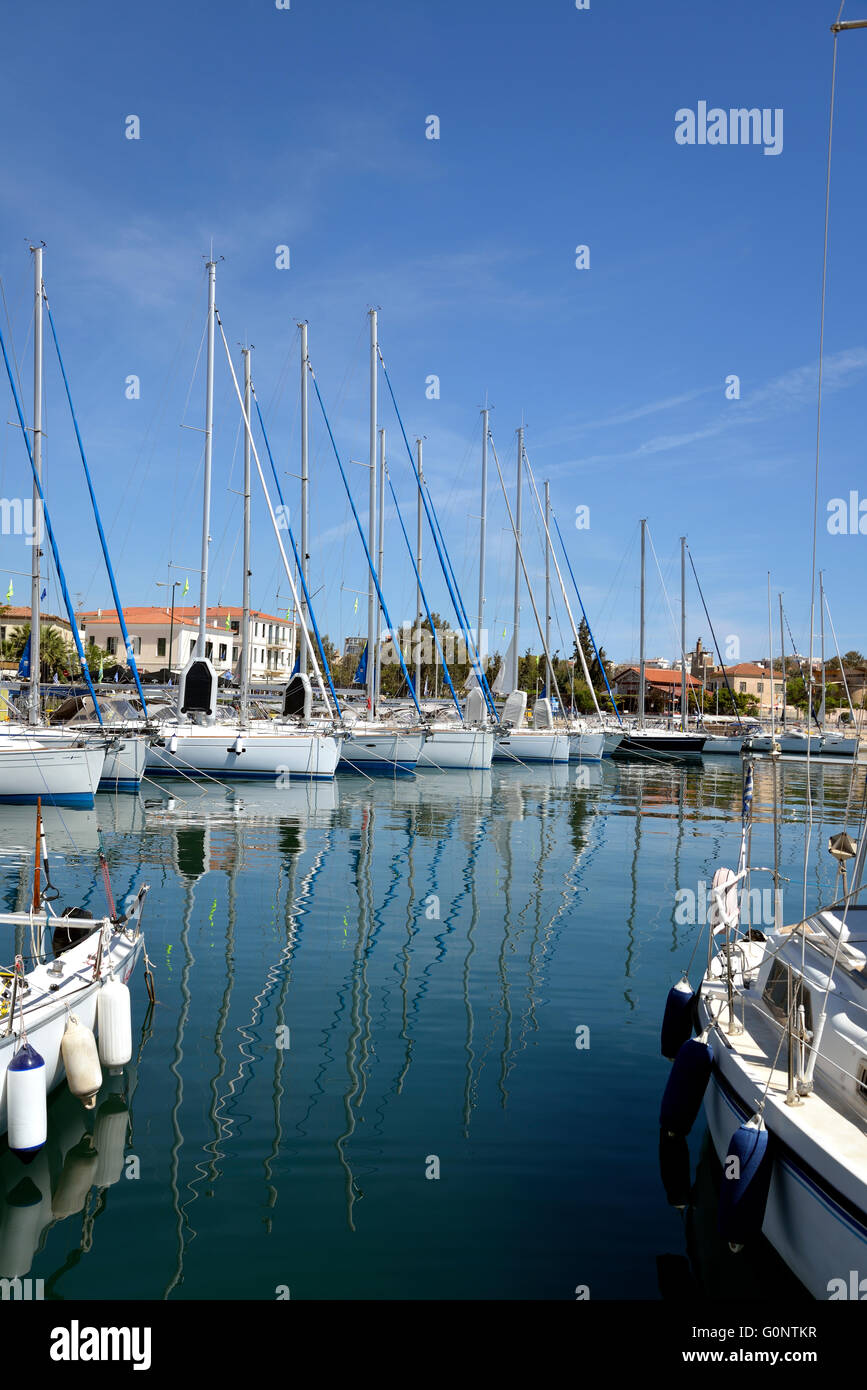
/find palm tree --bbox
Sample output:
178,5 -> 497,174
2,623 -> 73,678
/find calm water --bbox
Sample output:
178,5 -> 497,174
0,757 -> 861,1300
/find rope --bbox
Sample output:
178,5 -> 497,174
253,393 -> 342,713
0,316 -> 104,726
383,464 -> 462,718
550,512 -> 622,723
686,546 -> 742,727
377,349 -> 498,719
305,359 -> 423,717
43,295 -> 149,715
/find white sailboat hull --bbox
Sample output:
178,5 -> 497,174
146,724 -> 342,780
746,731 -> 858,758
339,729 -> 424,775
701,734 -> 746,755
3,727 -> 147,790
702,1036 -> 867,1301
492,731 -> 570,764
567,730 -> 605,761
418,727 -> 494,771
0,744 -> 105,807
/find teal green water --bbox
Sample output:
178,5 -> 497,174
0,758 -> 858,1300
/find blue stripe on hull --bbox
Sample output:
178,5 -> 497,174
148,767 -> 335,782
338,760 -> 416,777
0,793 -> 95,807
98,778 -> 142,792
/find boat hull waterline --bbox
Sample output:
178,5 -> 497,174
146,727 -> 343,781
0,745 -> 106,807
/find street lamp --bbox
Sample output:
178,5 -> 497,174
156,580 -> 182,683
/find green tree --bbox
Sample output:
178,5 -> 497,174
573,617 -> 612,690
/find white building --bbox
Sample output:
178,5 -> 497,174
80,606 -> 298,682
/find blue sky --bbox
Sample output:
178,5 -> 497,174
0,0 -> 865,669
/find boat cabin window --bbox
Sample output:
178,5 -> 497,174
762,959 -> 813,1033
859,1066 -> 867,1103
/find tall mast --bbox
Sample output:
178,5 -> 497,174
544,480 -> 551,691
778,593 -> 786,732
638,519 -> 646,728
512,426 -> 523,690
299,320 -> 309,673
240,345 -> 252,727
680,536 -> 687,730
375,427 -> 385,706
478,407 -> 487,669
767,572 -> 775,738
29,246 -> 43,725
819,570 -> 826,732
367,308 -> 377,713
197,258 -> 216,658
415,438 -> 423,700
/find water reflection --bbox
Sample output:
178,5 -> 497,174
0,757 -> 860,1298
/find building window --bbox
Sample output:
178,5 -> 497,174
205,641 -> 213,659
219,643 -> 227,662
739,682 -> 747,693
106,636 -> 117,655
128,635 -> 142,655
757,682 -> 763,693
157,637 -> 167,657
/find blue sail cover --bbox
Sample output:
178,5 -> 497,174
17,635 -> 30,679
353,643 -> 368,686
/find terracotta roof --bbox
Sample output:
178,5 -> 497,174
616,666 -> 700,688
720,663 -> 768,678
0,607 -> 73,627
80,605 -> 295,627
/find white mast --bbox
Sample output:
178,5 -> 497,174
241,345 -> 252,727
521,455 -> 600,716
511,426 -> 523,690
544,480 -> 551,687
767,572 -> 775,738
197,258 -> 216,659
819,569 -> 826,731
299,320 -> 309,674
29,245 -> 43,725
478,407 -> 487,665
779,593 -> 786,732
638,519 -> 646,729
375,426 -> 385,706
680,536 -> 687,730
415,438 -> 423,700
367,309 -> 377,713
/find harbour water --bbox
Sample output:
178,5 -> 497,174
0,757 -> 858,1300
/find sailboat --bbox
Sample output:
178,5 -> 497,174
661,19 -> 867,1297
387,420 -> 493,771
0,247 -> 113,805
486,426 -> 570,765
0,802 -> 149,1150
613,522 -> 706,760
144,262 -> 342,783
665,762 -> 867,1298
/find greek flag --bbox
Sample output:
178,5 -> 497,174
742,765 -> 754,822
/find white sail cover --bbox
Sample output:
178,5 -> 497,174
491,632 -> 515,697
